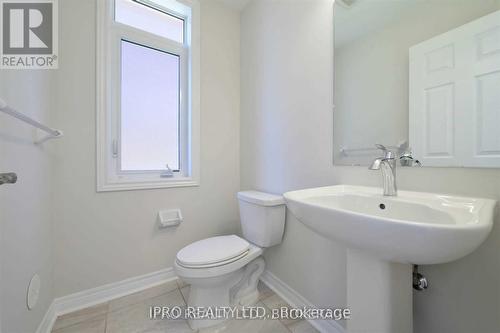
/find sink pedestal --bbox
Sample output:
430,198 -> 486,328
346,249 -> 413,333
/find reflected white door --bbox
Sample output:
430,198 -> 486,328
410,10 -> 500,167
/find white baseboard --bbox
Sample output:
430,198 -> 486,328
260,270 -> 345,333
36,267 -> 177,333
37,267 -> 344,333
35,302 -> 57,333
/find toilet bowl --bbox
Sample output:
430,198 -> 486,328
174,191 -> 286,330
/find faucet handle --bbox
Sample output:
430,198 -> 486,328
375,144 -> 394,159
400,151 -> 422,167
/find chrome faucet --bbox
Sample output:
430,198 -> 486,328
369,144 -> 397,196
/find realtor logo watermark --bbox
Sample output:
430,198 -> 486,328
1,0 -> 58,69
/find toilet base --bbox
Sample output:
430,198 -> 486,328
182,256 -> 266,330
232,257 -> 265,306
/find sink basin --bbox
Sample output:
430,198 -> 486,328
284,185 -> 496,264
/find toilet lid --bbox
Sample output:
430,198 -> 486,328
176,235 -> 250,267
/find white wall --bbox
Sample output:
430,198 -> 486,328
0,72 -> 55,332
240,0 -> 347,314
241,1 -> 500,333
52,0 -> 241,297
334,0 -> 500,166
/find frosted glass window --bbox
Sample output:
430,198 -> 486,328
115,0 -> 184,43
120,40 -> 180,171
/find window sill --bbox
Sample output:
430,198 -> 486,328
97,178 -> 199,192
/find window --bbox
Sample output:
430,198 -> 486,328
97,0 -> 200,191
120,40 -> 180,171
115,0 -> 184,43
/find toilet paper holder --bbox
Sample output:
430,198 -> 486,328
157,209 -> 183,228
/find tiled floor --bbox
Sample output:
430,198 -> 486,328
51,279 -> 319,333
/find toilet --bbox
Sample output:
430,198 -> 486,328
174,191 -> 286,329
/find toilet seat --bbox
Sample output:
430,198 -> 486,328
177,250 -> 250,269
176,235 -> 250,268
175,242 -> 263,279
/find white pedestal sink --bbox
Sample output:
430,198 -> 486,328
284,185 -> 496,333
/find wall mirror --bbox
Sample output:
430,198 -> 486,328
333,0 -> 500,168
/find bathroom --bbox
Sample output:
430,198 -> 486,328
1,0 -> 500,332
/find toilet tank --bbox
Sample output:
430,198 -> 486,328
237,191 -> 286,247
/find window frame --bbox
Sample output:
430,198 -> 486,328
96,0 -> 200,192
